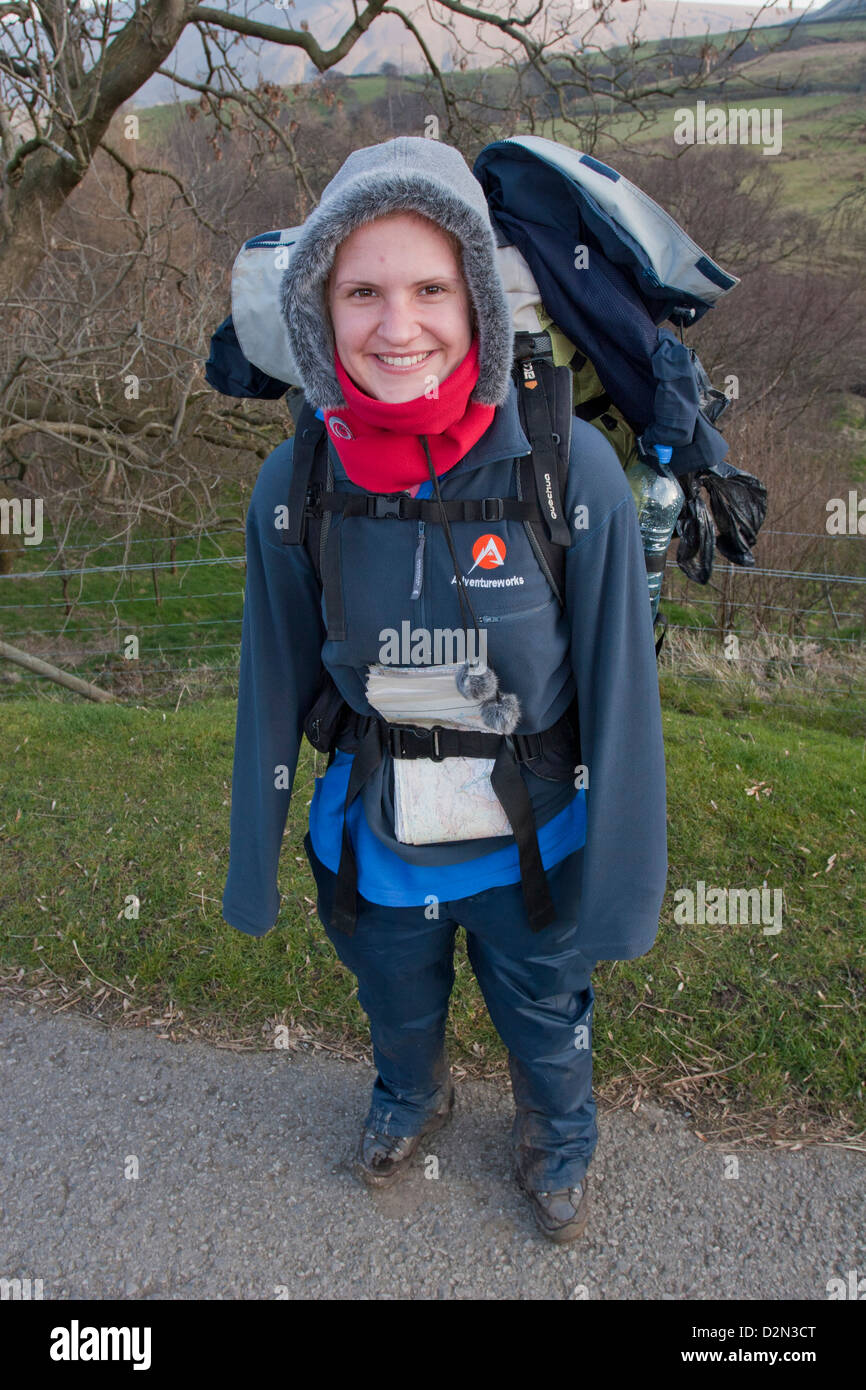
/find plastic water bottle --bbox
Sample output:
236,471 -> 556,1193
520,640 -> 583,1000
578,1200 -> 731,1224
625,445 -> 684,621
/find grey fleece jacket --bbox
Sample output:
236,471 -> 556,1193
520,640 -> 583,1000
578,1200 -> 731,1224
221,385 -> 669,960
222,133 -> 667,958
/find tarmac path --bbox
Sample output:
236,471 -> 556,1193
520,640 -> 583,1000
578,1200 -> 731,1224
1,996 -> 863,1301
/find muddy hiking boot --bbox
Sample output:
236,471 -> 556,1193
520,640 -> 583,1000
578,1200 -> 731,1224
514,1161 -> 590,1244
352,1082 -> 456,1189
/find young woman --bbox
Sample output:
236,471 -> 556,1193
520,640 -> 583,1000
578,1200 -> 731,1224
223,136 -> 668,1244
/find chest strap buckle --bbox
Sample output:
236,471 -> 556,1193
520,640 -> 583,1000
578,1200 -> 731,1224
367,494 -> 406,520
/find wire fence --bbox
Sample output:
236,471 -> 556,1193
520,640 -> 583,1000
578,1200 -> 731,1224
1,529 -> 865,709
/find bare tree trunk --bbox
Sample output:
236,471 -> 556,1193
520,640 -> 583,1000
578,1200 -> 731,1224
0,1 -> 197,297
0,638 -> 115,701
0,532 -> 18,575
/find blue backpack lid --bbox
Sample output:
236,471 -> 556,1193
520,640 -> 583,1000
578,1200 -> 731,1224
474,137 -> 738,321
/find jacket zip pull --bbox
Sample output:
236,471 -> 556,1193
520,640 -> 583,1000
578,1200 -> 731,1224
410,519 -> 426,600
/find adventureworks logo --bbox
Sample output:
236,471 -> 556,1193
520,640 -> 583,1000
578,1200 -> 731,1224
452,533 -> 526,588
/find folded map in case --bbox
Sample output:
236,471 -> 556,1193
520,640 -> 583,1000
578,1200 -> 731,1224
365,663 -> 513,844
365,662 -> 493,731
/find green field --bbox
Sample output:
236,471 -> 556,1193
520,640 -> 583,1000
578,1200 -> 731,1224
1,680 -> 863,1144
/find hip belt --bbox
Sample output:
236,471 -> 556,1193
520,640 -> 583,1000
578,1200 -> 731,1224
312,700 -> 580,937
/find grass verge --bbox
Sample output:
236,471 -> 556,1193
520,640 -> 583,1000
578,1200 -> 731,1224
1,676 -> 863,1149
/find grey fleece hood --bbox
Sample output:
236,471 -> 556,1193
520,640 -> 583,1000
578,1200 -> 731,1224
280,136 -> 514,411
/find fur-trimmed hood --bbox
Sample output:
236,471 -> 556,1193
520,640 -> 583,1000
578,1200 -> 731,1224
280,136 -> 513,411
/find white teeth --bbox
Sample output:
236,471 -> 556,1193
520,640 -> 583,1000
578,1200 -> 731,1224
375,351 -> 433,366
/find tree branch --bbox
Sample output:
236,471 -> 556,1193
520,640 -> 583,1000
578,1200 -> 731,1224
188,0 -> 391,71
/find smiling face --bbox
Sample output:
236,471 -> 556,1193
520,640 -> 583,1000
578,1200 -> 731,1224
326,211 -> 474,403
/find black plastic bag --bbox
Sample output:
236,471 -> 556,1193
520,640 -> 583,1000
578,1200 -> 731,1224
675,470 -> 715,584
701,469 -> 768,567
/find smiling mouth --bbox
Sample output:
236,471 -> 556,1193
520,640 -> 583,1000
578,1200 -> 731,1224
373,350 -> 437,368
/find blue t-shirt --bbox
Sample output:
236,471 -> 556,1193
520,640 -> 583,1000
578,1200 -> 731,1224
309,748 -> 586,906
308,475 -> 586,906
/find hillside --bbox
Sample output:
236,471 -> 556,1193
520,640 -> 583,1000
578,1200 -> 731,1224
798,0 -> 866,18
134,0 -> 796,105
593,17 -> 866,214
130,12 -> 866,219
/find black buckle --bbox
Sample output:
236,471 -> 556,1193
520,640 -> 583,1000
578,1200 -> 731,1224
304,482 -> 323,518
368,494 -> 405,520
388,724 -> 445,761
513,331 -> 551,361
481,497 -> 504,522
389,725 -> 424,759
512,731 -> 541,762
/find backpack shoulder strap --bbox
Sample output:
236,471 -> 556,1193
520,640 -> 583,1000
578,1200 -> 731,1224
280,392 -> 344,634
281,392 -> 325,550
515,349 -> 667,660
513,335 -> 573,609
302,431 -> 331,592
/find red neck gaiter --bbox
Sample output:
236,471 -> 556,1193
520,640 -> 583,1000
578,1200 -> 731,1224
323,336 -> 495,492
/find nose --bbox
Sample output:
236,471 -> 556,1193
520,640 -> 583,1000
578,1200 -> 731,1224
375,293 -> 426,348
